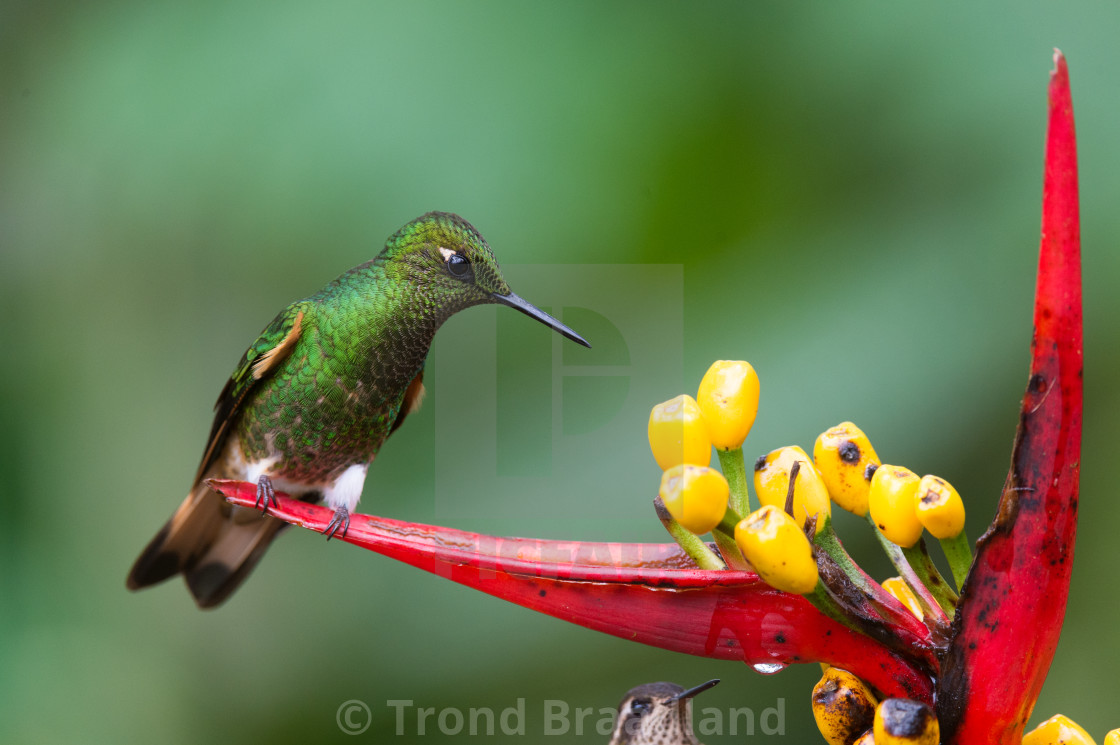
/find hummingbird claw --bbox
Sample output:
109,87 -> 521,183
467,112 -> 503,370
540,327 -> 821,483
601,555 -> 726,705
254,475 -> 278,513
324,507 -> 350,541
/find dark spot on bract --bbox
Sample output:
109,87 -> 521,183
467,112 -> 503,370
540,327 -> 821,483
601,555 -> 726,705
864,463 -> 879,481
838,441 -> 860,463
754,455 -> 767,471
775,633 -> 786,644
538,589 -> 547,597
1029,373 -> 1047,392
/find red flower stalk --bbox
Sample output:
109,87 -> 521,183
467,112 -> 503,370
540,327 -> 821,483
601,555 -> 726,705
214,50 -> 1080,738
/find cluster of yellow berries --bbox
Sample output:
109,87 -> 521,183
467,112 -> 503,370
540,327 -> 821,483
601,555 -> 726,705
648,360 -> 823,587
647,360 -> 968,598
648,359 -> 1114,745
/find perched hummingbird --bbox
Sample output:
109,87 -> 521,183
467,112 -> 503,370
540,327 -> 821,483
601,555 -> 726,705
127,212 -> 589,608
608,680 -> 720,745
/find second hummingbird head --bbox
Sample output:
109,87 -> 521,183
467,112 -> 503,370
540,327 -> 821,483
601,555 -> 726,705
383,212 -> 590,347
609,679 -> 720,745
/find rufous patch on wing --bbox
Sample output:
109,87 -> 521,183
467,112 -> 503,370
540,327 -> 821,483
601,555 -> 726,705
403,372 -> 425,415
252,311 -> 303,380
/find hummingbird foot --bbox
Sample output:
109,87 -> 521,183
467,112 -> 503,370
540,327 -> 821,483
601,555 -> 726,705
324,506 -> 350,541
254,475 -> 278,513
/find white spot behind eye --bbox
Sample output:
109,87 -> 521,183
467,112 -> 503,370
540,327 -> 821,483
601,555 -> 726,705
438,246 -> 456,262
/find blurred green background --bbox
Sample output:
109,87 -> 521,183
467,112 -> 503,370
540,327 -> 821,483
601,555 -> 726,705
3,2 -> 1119,742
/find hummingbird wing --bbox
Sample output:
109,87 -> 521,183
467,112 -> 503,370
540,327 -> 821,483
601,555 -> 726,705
127,302 -> 309,605
192,303 -> 308,486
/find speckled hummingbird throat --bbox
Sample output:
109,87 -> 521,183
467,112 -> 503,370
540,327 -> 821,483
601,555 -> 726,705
127,212 -> 590,608
609,680 -> 719,745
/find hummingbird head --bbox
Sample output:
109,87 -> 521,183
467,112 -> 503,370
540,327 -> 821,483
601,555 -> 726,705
383,212 -> 590,347
608,679 -> 719,745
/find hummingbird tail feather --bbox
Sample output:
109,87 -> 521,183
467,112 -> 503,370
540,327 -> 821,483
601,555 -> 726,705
127,482 -> 224,591
126,483 -> 284,608
183,509 -> 285,608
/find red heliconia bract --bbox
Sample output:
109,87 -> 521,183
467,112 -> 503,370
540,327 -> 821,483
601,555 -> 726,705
211,478 -> 935,702
937,50 -> 1081,744
213,51 -> 1081,739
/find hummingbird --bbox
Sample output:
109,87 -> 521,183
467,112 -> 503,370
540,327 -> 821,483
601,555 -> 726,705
127,212 -> 589,608
608,679 -> 720,745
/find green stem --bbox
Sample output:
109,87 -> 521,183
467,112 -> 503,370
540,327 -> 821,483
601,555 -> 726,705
713,532 -> 749,571
807,580 -> 863,636
653,497 -> 725,570
813,518 -> 866,586
939,531 -> 973,591
711,505 -> 750,570
814,516 -> 946,635
866,514 -> 952,621
717,448 -> 751,517
714,505 -> 744,538
901,540 -> 959,611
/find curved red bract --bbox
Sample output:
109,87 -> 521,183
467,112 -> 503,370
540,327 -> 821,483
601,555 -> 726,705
937,50 -> 1082,744
212,478 -> 934,702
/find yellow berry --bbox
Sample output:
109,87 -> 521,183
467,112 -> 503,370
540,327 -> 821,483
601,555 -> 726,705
754,446 -> 831,533
914,474 -> 966,539
814,422 -> 881,516
648,395 -> 711,471
659,464 -> 729,535
1022,714 -> 1098,745
869,465 -> 923,548
696,360 -> 760,451
734,505 -> 818,595
1103,729 -> 1120,745
812,667 -> 878,745
873,698 -> 939,745
881,577 -> 923,621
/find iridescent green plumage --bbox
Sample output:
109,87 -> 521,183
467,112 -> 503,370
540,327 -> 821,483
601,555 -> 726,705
217,213 -> 510,484
128,212 -> 588,608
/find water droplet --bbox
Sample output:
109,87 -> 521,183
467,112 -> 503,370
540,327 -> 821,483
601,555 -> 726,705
751,662 -> 787,675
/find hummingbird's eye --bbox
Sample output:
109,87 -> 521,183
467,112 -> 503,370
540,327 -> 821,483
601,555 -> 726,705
446,253 -> 473,281
630,699 -> 652,717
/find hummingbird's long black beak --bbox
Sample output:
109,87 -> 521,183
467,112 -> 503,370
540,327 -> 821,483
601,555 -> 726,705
491,292 -> 591,348
666,679 -> 720,703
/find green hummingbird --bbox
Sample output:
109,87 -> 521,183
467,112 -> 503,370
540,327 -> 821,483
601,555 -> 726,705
127,212 -> 589,608
608,680 -> 719,745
